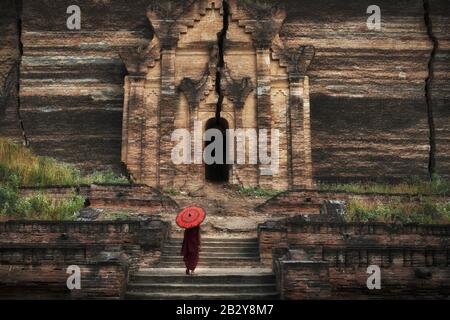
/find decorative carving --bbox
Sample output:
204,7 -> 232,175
239,0 -> 283,20
222,65 -> 254,109
272,44 -> 316,80
235,0 -> 286,49
252,19 -> 285,49
147,0 -> 213,49
120,43 -> 160,76
178,47 -> 217,109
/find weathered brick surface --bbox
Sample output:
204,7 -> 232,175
0,0 -> 23,142
0,219 -> 170,247
0,247 -> 128,299
0,218 -> 169,299
1,0 -> 448,181
276,261 -> 331,300
257,189 -> 450,215
18,184 -> 179,212
261,218 -> 450,299
0,0 -> 449,181
260,219 -> 450,265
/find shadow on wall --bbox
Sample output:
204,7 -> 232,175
310,95 -> 430,183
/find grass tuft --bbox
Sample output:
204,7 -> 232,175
345,199 -> 450,224
0,138 -> 129,186
237,186 -> 281,198
319,176 -> 449,196
0,138 -> 128,221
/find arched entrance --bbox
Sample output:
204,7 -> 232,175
204,117 -> 229,182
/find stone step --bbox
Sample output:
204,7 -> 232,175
126,268 -> 279,299
159,255 -> 260,262
131,273 -> 275,285
168,238 -> 257,244
161,252 -> 259,258
127,283 -> 277,294
166,241 -> 258,248
156,262 -> 262,268
125,291 -> 279,300
162,248 -> 259,256
135,267 -> 272,274
157,261 -> 261,267
163,244 -> 259,252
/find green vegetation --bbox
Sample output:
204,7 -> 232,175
82,169 -> 130,185
0,138 -> 129,186
237,186 -> 281,198
163,187 -> 180,196
319,176 -> 449,196
0,138 -> 129,221
320,177 -> 450,224
345,199 -> 450,224
0,175 -> 84,221
100,210 -> 131,221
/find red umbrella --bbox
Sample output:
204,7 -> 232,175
176,206 -> 206,229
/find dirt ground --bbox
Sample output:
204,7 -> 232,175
90,183 -> 287,238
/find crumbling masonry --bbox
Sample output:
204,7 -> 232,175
120,0 -> 315,190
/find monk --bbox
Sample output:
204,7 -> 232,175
181,226 -> 201,275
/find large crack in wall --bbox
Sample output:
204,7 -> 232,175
214,0 -> 230,123
423,0 -> 438,179
15,0 -> 29,146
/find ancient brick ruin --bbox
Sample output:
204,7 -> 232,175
259,218 -> 450,299
0,219 -> 170,299
1,0 -> 449,183
2,214 -> 450,299
120,0 -> 314,189
1,0 -> 450,301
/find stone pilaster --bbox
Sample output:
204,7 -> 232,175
158,48 -> 178,188
230,107 -> 246,185
256,48 -> 273,188
142,86 -> 160,188
288,73 -> 306,189
190,107 -> 204,188
121,76 -> 130,164
302,76 -> 313,188
126,75 -> 146,181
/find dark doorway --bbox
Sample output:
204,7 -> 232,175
204,117 -> 229,182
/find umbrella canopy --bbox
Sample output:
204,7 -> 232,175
176,206 -> 206,229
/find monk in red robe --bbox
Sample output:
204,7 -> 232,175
181,226 -> 201,275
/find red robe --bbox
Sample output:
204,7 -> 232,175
181,227 -> 200,271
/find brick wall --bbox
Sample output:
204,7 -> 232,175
18,184 -> 179,212
260,218 -> 450,299
1,0 -> 448,181
257,189 -> 449,215
0,245 -> 128,299
0,218 -> 169,299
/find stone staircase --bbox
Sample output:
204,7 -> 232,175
158,237 -> 261,268
125,237 -> 279,300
